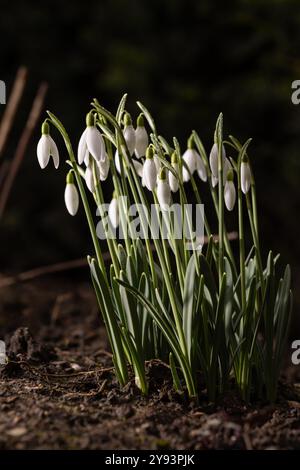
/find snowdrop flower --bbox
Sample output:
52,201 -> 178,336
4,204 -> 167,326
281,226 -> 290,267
143,147 -> 157,191
241,156 -> 251,194
210,153 -> 231,186
209,142 -> 226,178
123,113 -> 136,156
115,149 -> 143,178
64,172 -> 79,216
224,170 -> 236,211
169,152 -> 179,193
98,153 -> 110,181
108,193 -> 119,229
133,159 -> 143,178
135,114 -> 148,158
84,156 -> 99,193
196,154 -> 207,182
157,168 -> 171,209
182,138 -> 197,182
115,149 -> 121,174
37,122 -> 59,169
77,112 -> 106,164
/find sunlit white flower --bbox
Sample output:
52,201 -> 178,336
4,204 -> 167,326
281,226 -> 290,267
209,142 -> 226,178
157,168 -> 171,209
143,147 -> 157,191
169,152 -> 179,193
37,122 -> 59,169
241,158 -> 251,194
64,172 -> 79,216
135,114 -> 148,158
224,171 -> 236,211
108,194 -> 119,229
123,113 -> 136,156
78,113 -> 105,164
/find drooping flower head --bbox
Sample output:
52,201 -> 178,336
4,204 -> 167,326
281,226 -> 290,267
209,141 -> 226,178
241,155 -> 251,194
224,169 -> 236,211
157,167 -> 171,209
135,114 -> 149,159
108,191 -> 119,229
64,171 -> 79,216
143,146 -> 157,191
182,137 -> 197,182
169,152 -> 179,193
78,112 -> 106,165
123,112 -> 136,156
37,121 -> 59,169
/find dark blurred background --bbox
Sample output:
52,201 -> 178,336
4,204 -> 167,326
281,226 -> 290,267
1,0 -> 300,295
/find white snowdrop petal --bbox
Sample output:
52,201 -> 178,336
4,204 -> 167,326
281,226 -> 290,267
85,165 -> 95,193
37,135 -> 51,169
209,143 -> 218,177
222,157 -> 232,185
182,149 -> 197,182
224,181 -> 236,211
86,126 -> 105,162
212,175 -> 218,188
98,154 -> 110,181
133,159 -> 143,178
115,150 -> 121,174
135,126 -> 149,158
241,162 -> 251,194
108,198 -> 119,229
64,184 -> 79,216
209,143 -> 226,178
123,125 -> 136,156
169,163 -> 179,193
78,128 -> 87,164
196,155 -> 207,182
157,179 -> 171,209
84,149 -> 90,167
49,136 -> 59,169
143,159 -> 157,191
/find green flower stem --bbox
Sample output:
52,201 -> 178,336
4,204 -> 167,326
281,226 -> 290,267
92,161 -> 120,276
245,192 -> 264,294
237,169 -> 246,313
217,120 -> 225,287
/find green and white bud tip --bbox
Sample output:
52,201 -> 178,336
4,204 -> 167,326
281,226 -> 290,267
171,151 -> 178,164
124,112 -> 132,127
187,135 -> 195,150
146,146 -> 154,159
86,112 -> 96,127
41,121 -> 50,135
159,167 -> 167,180
136,113 -> 144,127
66,171 -> 75,185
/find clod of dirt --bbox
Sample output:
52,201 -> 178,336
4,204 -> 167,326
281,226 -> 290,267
7,327 -> 56,363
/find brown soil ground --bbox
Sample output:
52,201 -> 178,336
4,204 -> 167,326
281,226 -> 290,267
0,276 -> 299,450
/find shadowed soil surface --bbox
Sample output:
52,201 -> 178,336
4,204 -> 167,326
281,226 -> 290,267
0,277 -> 299,450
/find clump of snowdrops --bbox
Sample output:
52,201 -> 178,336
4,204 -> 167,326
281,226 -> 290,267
37,95 -> 292,403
